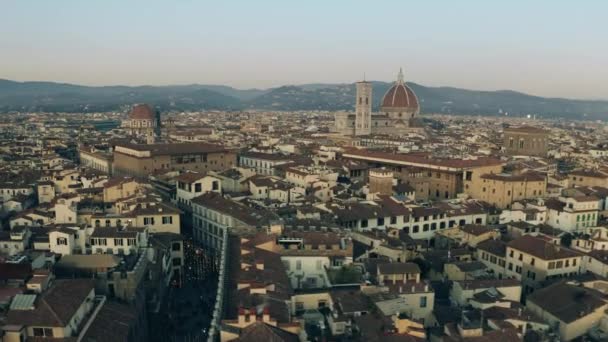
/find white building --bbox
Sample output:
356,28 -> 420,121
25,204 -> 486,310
546,196 -> 599,232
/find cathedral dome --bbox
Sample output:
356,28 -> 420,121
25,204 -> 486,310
129,104 -> 156,120
380,69 -> 419,114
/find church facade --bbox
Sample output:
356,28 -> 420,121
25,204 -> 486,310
334,69 -> 422,136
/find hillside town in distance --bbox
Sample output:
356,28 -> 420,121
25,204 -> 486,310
2,72 -> 608,342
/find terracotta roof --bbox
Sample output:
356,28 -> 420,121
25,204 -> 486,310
233,321 -> 299,342
377,262 -> 420,275
507,235 -> 580,260
342,148 -> 502,170
6,279 -> 95,327
480,172 -> 545,182
115,142 -> 229,156
175,171 -> 206,183
527,281 -> 607,323
81,301 -> 138,342
477,239 -> 507,257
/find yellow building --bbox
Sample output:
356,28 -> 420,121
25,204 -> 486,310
464,171 -> 546,209
113,142 -> 236,177
504,126 -> 549,157
342,148 -> 503,201
102,177 -> 141,203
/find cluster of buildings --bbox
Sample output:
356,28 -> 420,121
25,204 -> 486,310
1,76 -> 608,341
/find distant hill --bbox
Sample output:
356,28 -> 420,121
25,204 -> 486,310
0,78 -> 607,119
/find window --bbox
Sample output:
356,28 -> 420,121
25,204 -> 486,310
162,216 -> 173,224
114,238 -> 124,246
172,258 -> 182,266
127,238 -> 136,246
172,242 -> 181,251
144,217 -> 155,225
33,328 -> 54,337
390,216 -> 397,224
195,183 -> 202,192
420,296 -> 427,308
377,217 -> 385,226
56,237 -> 67,245
361,220 -> 368,228
573,258 -> 577,267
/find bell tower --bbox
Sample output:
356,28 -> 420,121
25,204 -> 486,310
354,80 -> 372,136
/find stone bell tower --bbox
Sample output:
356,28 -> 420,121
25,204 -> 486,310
354,80 -> 372,136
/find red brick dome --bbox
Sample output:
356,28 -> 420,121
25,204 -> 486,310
129,104 -> 156,120
381,69 -> 419,112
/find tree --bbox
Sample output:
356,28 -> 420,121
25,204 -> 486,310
560,233 -> 573,247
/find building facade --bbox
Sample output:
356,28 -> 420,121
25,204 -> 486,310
503,126 -> 549,157
112,142 -> 236,177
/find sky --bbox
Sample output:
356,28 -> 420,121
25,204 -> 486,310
1,0 -> 606,99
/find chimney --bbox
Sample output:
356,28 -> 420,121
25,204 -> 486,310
262,306 -> 270,322
238,307 -> 246,324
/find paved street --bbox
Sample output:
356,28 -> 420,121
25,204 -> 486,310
165,239 -> 219,342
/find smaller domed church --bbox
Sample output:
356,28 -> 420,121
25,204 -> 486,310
334,69 -> 423,136
121,103 -> 161,143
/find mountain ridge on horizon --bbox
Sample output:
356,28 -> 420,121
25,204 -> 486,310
0,78 -> 607,119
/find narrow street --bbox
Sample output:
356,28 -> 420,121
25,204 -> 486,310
165,238 -> 219,342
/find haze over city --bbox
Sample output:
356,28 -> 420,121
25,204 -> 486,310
3,2 -> 608,342
2,0 -> 607,99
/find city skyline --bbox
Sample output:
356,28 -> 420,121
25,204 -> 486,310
1,0 -> 607,99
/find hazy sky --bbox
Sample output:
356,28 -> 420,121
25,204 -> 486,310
1,0 -> 606,99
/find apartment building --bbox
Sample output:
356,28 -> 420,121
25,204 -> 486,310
278,231 -> 352,289
239,151 -> 293,176
506,235 -> 582,293
191,192 -> 280,252
545,196 -> 600,232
